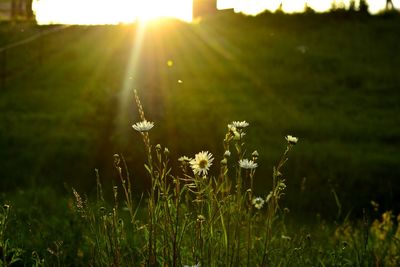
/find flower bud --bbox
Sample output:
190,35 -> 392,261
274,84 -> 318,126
164,147 -> 170,156
220,158 -> 227,165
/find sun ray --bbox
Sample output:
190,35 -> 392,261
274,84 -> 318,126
115,21 -> 148,144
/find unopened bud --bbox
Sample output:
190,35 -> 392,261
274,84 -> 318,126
164,147 -> 170,156
113,154 -> 120,166
233,131 -> 241,140
224,150 -> 231,157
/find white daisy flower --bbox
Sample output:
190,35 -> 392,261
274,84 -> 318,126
132,120 -> 154,132
230,121 -> 249,128
190,151 -> 214,177
252,197 -> 265,209
239,159 -> 258,170
285,135 -> 298,145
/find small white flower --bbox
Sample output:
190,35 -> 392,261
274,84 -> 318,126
178,156 -> 192,162
190,151 -> 214,177
230,121 -> 249,128
239,159 -> 258,170
285,135 -> 298,145
252,197 -> 265,209
224,150 -> 231,157
132,120 -> 154,132
197,214 -> 206,222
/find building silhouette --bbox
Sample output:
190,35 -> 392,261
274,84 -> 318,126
193,0 -> 217,18
10,0 -> 34,20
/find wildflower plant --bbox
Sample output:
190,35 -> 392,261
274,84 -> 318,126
65,89 -> 400,266
72,90 -> 303,266
0,204 -> 23,266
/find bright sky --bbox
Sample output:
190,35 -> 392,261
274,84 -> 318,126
33,0 -> 193,24
33,0 -> 399,25
219,0 -> 400,14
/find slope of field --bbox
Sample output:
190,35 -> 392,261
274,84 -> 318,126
0,13 -> 399,216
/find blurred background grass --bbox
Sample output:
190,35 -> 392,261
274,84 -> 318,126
0,12 -> 399,218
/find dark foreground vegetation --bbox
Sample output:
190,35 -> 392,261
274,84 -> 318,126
0,11 -> 400,265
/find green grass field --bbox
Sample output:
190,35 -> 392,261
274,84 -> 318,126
1,12 -> 400,216
1,12 -> 400,266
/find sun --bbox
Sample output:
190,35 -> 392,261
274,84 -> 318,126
33,0 -> 193,25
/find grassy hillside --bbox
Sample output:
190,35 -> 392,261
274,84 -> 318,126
0,13 -> 399,216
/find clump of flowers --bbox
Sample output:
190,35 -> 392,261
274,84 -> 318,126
132,120 -> 154,132
190,151 -> 214,177
124,94 -> 302,266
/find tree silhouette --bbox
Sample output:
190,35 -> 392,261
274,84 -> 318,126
276,2 -> 284,14
358,0 -> 369,14
349,0 -> 356,12
386,0 -> 395,10
304,2 -> 315,14
11,0 -> 18,19
25,0 -> 34,20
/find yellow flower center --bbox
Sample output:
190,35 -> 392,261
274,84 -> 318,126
199,159 -> 208,169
